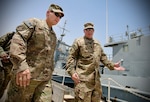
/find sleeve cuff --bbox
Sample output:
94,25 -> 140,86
17,60 -> 29,73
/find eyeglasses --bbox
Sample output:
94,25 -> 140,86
85,28 -> 94,31
51,11 -> 63,19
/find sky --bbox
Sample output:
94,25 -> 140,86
0,0 -> 150,54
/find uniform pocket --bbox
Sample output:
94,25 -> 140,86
75,83 -> 86,99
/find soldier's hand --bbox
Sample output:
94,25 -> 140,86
16,69 -> 31,88
114,61 -> 125,71
0,53 -> 9,63
72,73 -> 80,84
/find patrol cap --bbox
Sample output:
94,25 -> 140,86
49,4 -> 64,17
84,22 -> 94,30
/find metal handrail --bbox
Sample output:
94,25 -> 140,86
101,78 -> 150,101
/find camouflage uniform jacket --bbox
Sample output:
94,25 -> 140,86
66,37 -> 114,88
0,32 -> 14,98
0,32 -> 14,57
10,18 -> 57,81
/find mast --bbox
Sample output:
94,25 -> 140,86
106,0 -> 109,43
55,20 -> 69,63
59,20 -> 69,42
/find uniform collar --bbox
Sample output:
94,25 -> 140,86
84,36 -> 93,40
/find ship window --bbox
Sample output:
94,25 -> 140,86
123,44 -> 128,52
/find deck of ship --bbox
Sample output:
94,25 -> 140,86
52,81 -> 75,102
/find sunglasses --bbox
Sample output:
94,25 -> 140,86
85,28 -> 94,31
51,11 -> 63,19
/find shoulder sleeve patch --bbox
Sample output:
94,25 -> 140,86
23,21 -> 34,29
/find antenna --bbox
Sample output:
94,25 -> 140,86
106,0 -> 109,43
126,25 -> 129,39
58,20 -> 69,42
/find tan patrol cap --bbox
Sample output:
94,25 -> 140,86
49,4 -> 64,17
84,22 -> 94,30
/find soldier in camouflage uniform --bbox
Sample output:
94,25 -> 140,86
6,4 -> 64,102
0,32 -> 14,99
66,23 -> 125,102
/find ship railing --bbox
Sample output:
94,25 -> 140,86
107,54 -> 113,61
101,78 -> 150,102
108,25 -> 150,43
53,64 -> 68,85
61,64 -> 68,85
